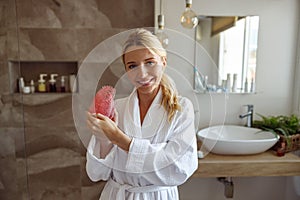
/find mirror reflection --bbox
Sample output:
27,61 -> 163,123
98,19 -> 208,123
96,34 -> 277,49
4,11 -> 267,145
195,15 -> 259,93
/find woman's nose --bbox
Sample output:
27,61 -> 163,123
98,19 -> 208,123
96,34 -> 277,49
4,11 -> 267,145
136,65 -> 148,78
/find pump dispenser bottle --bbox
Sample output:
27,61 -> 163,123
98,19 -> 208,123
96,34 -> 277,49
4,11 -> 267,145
49,74 -> 58,92
60,76 -> 66,92
38,74 -> 47,92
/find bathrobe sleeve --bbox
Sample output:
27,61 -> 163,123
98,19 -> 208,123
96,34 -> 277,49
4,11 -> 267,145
86,136 -> 115,182
125,98 -> 198,186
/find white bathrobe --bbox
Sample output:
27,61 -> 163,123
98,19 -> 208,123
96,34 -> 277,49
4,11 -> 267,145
86,88 -> 198,200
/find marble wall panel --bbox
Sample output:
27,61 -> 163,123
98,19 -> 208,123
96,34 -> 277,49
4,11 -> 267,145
0,96 -> 25,128
6,0 -> 18,29
95,0 -> 154,28
16,0 -> 111,29
75,28 -> 126,61
17,28 -> 77,61
0,30 -> 7,61
22,95 -> 75,128
24,127 -> 82,157
6,28 -> 22,61
24,126 -> 82,200
80,157 -> 105,200
16,0 -> 62,28
16,158 -> 29,200
27,165 -> 81,200
0,127 -> 27,158
0,62 -> 9,94
0,1 -> 6,28
0,131 -> 26,200
0,0 -> 18,29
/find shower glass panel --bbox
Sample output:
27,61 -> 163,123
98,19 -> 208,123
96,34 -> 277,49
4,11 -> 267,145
0,0 -> 28,199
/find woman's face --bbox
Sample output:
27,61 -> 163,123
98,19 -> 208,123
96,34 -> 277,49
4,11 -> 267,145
124,46 -> 166,96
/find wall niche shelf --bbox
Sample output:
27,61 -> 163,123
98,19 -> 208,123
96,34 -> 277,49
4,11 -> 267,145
8,61 -> 78,94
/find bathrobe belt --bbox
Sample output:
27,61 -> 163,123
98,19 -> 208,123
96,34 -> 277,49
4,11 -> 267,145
107,178 -> 174,199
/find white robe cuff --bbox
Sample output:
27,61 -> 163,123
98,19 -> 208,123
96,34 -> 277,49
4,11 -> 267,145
126,137 -> 150,173
86,136 -> 115,181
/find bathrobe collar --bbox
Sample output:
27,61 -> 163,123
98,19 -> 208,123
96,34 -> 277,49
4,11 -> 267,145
124,87 -> 167,139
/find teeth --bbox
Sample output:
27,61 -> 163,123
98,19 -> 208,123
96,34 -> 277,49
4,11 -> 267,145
138,80 -> 151,85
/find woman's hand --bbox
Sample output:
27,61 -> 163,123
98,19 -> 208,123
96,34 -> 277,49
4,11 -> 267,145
86,111 -> 132,152
86,112 -> 110,142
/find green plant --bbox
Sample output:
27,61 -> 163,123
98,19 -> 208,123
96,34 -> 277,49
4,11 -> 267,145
253,114 -> 300,147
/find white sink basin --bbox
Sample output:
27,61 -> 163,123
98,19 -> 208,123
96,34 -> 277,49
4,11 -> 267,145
197,125 -> 279,155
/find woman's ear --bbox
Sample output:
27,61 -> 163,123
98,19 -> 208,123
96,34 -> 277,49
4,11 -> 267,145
161,56 -> 167,68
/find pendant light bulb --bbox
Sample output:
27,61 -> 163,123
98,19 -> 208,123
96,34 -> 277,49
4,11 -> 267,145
156,14 -> 169,48
180,0 -> 198,29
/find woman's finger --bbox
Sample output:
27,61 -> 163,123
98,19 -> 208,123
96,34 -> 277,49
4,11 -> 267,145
113,109 -> 118,124
87,119 -> 96,131
96,113 -> 107,120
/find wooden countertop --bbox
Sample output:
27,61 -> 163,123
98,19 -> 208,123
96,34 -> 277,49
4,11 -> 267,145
193,150 -> 300,177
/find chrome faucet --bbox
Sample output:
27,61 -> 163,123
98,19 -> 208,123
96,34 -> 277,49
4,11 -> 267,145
239,105 -> 253,127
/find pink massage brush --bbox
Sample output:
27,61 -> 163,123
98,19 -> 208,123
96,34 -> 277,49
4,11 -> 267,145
89,85 -> 116,120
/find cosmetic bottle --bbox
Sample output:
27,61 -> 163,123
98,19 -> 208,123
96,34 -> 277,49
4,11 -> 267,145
38,74 -> 47,92
60,76 -> 66,92
69,74 -> 77,93
49,74 -> 58,92
226,73 -> 231,92
244,79 -> 248,93
250,78 -> 255,93
232,74 -> 237,93
30,80 -> 35,93
18,77 -> 25,93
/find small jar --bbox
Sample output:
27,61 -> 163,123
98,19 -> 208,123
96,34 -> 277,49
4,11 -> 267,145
23,86 -> 31,94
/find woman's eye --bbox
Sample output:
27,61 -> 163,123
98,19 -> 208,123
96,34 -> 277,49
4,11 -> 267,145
127,64 -> 137,69
146,61 -> 156,66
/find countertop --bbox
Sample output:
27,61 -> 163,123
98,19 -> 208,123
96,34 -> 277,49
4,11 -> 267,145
193,150 -> 300,177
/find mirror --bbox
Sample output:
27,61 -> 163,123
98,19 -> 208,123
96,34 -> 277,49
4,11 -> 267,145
195,15 -> 259,93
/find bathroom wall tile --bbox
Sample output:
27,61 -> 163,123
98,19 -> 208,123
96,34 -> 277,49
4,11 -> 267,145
0,62 -> 9,94
0,129 -> 29,199
0,128 -> 26,158
75,28 -> 125,61
95,0 -> 154,28
0,29 -> 7,61
6,0 -> 18,29
0,97 -> 25,128
16,158 -> 29,200
27,153 -> 81,200
80,157 -> 105,200
16,0 -> 111,29
22,95 -> 75,127
24,126 -> 82,200
16,0 -> 62,28
52,0 -> 111,28
0,1 -> 6,28
0,0 -> 18,29
24,127 -> 82,157
0,131 -> 24,200
27,165 -> 81,200
6,28 -> 21,61
17,28 -> 77,61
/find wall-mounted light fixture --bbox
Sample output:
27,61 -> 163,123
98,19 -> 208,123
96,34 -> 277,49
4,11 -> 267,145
180,0 -> 198,29
156,0 -> 169,48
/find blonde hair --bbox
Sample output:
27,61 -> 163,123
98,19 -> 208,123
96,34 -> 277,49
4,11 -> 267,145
122,28 -> 181,121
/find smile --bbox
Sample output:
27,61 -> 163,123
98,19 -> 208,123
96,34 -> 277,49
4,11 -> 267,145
137,78 -> 154,86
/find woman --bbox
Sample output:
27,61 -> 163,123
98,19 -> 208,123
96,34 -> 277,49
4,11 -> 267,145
86,28 -> 198,200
